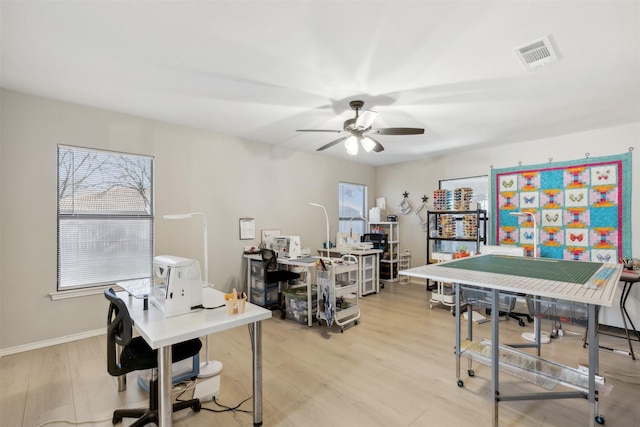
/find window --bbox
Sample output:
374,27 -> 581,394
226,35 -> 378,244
338,182 -> 367,244
57,146 -> 154,290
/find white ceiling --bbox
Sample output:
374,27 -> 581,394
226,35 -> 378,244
2,1 -> 639,166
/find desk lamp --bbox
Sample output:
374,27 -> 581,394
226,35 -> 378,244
308,203 -> 330,257
163,212 -> 223,377
509,211 -> 538,258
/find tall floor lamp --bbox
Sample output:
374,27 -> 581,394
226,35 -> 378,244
308,203 -> 330,257
164,212 -> 223,377
510,211 -> 543,344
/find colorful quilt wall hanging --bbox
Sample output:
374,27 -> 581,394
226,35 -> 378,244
490,152 -> 632,262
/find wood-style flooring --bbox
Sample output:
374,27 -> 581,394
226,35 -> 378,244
2,281 -> 640,426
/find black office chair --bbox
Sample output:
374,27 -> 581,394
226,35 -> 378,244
105,288 -> 202,426
261,248 -> 300,319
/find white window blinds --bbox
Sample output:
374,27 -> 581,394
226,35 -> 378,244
57,146 -> 154,290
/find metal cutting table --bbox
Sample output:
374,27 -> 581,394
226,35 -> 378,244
401,254 -> 622,427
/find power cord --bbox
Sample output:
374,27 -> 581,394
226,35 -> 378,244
36,416 -> 112,426
175,385 -> 253,415
207,395 -> 253,414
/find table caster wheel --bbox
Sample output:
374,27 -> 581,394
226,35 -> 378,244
468,369 -> 475,377
457,379 -> 464,387
595,415 -> 605,425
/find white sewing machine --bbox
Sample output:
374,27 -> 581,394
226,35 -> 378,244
267,235 -> 301,259
150,255 -> 203,317
335,232 -> 361,250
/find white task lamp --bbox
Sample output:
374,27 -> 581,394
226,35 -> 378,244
308,203 -> 331,257
163,212 -> 223,377
509,211 -> 538,258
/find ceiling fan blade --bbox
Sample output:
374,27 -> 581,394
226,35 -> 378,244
356,110 -> 377,129
297,129 -> 342,133
371,127 -> 425,135
369,136 -> 385,153
316,136 -> 347,152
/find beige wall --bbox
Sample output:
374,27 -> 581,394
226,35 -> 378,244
0,89 -> 375,351
1,88 -> 639,352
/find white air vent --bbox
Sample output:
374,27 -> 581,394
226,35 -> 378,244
513,35 -> 558,70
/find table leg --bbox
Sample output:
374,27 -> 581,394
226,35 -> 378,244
620,282 -> 637,359
621,282 -> 640,338
158,345 -> 173,427
491,288 -> 500,427
455,283 -> 461,381
587,304 -> 599,427
251,321 -> 263,426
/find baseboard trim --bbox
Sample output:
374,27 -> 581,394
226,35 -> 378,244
0,328 -> 105,357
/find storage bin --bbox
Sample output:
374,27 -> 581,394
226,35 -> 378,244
284,286 -> 317,324
251,285 -> 279,307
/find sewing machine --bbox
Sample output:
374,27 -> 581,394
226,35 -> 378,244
267,235 -> 301,259
336,232 -> 361,250
150,255 -> 203,317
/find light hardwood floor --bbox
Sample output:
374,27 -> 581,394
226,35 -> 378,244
2,282 -> 640,427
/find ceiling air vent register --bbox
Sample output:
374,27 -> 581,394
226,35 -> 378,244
513,35 -> 558,70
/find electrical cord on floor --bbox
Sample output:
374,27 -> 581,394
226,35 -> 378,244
175,386 -> 253,414
207,395 -> 253,414
175,323 -> 256,415
35,415 -> 112,426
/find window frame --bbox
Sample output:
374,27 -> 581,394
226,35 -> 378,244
56,145 -> 155,291
338,182 -> 367,241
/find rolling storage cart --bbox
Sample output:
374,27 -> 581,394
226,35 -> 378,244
398,249 -> 411,284
316,255 -> 360,332
429,252 -> 457,310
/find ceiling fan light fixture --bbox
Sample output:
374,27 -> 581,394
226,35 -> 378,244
361,137 -> 376,153
345,136 -> 359,155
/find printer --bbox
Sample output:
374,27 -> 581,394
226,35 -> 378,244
150,255 -> 203,317
267,235 -> 301,259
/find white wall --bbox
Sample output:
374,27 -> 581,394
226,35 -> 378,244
0,89 -> 375,351
1,88 -> 638,352
375,122 -> 640,327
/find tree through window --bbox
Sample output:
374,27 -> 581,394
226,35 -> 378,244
57,146 -> 154,290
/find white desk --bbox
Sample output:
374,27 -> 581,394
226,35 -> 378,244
400,255 -> 621,427
317,247 -> 382,296
117,289 -> 271,426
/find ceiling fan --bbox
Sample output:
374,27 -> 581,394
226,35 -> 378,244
297,100 -> 425,155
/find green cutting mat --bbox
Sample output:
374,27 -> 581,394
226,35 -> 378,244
437,255 -> 602,284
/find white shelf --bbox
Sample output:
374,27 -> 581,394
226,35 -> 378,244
369,221 -> 399,282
